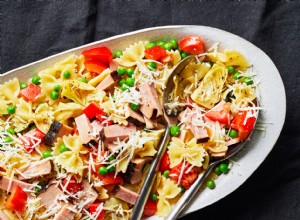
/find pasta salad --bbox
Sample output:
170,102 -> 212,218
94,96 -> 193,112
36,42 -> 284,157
0,35 -> 258,219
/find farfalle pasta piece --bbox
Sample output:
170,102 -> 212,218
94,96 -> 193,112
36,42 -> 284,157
53,102 -> 83,124
191,63 -> 228,109
61,80 -> 96,106
0,95 -> 10,115
53,135 -> 86,175
75,55 -> 86,75
0,78 -> 20,104
88,68 -> 110,87
119,41 -> 145,67
156,177 -> 181,217
168,137 -> 207,168
206,49 -> 250,69
166,50 -> 181,66
12,99 -> 53,133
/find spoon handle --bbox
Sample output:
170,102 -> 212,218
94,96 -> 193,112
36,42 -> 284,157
130,126 -> 170,220
166,164 -> 216,220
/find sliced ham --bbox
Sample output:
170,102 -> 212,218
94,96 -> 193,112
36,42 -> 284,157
112,185 -> 139,205
190,125 -> 209,143
139,82 -> 163,119
226,137 -> 240,146
75,114 -> 94,144
0,210 -> 9,220
44,121 -> 73,146
19,159 -> 52,180
91,120 -> 104,134
124,157 -> 152,184
211,151 -> 227,158
204,100 -> 233,127
109,58 -> 120,72
178,129 -> 193,143
96,71 -> 121,92
144,116 -> 157,129
53,204 -> 76,220
77,180 -> 98,208
103,123 -> 136,142
125,103 -> 145,126
0,176 -> 33,195
38,184 -> 65,209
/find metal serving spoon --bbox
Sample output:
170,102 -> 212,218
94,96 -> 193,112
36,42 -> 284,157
130,55 -> 196,220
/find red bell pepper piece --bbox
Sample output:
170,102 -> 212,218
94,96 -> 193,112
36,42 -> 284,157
145,46 -> 168,61
89,203 -> 105,220
19,128 -> 45,153
5,186 -> 28,212
82,102 -> 104,120
205,102 -> 231,124
159,152 -> 171,172
169,162 -> 198,190
142,199 -> 157,217
20,83 -> 41,101
94,164 -> 123,186
62,176 -> 83,194
84,60 -> 107,74
179,36 -> 205,55
231,110 -> 256,141
82,47 -> 113,64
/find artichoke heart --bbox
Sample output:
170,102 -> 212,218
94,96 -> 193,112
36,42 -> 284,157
191,63 -> 228,109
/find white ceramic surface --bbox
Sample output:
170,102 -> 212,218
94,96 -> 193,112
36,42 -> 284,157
1,26 -> 286,218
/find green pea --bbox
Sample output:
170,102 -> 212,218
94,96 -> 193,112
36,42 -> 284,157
219,163 -> 229,174
117,67 -> 127,76
170,125 -> 180,136
229,129 -> 238,138
4,136 -> 13,143
163,42 -> 173,51
206,179 -> 216,189
214,166 -> 222,175
147,61 -> 157,70
150,193 -> 157,201
34,187 -> 40,195
127,68 -> 135,77
180,52 -> 189,59
209,61 -> 214,67
179,185 -> 185,193
130,103 -> 139,111
118,79 -> 126,86
98,166 -> 108,175
50,91 -> 59,100
6,127 -> 15,135
7,105 -> 16,114
227,66 -> 235,73
233,72 -> 241,80
108,155 -> 115,162
31,75 -> 41,85
42,150 -> 52,158
121,84 -> 129,92
59,144 -> 68,153
63,71 -> 71,79
20,82 -> 28,89
54,85 -> 61,92
115,50 -> 123,58
146,42 -> 156,49
163,170 -> 170,178
156,40 -> 165,47
107,166 -> 115,173
125,78 -> 135,87
169,39 -> 178,49
81,78 -> 88,83
243,77 -> 254,85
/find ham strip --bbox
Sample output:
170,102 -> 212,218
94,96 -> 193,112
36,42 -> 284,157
96,71 -> 121,92
144,116 -> 157,129
53,204 -> 76,220
77,180 -> 98,208
125,103 -> 145,126
0,210 -> 9,220
112,185 -> 139,205
190,125 -> 209,143
38,185 -> 64,209
19,159 -> 52,180
44,121 -> 73,146
75,114 -> 94,144
139,82 -> 163,119
124,157 -> 152,184
103,123 -> 136,142
0,176 -> 33,195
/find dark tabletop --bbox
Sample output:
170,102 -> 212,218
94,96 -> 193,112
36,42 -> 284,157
1,1 -> 300,219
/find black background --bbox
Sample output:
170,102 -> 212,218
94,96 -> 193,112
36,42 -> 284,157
1,1 -> 300,219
